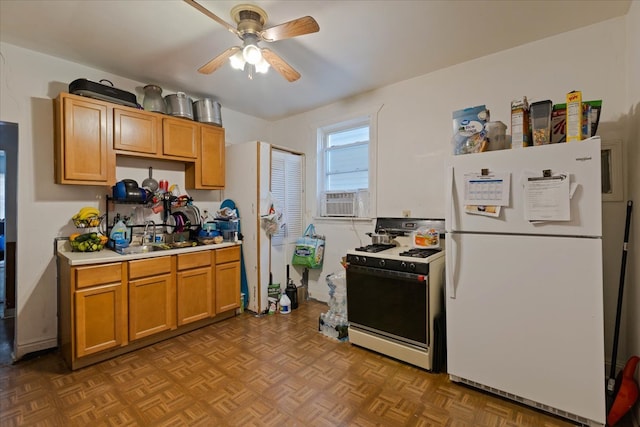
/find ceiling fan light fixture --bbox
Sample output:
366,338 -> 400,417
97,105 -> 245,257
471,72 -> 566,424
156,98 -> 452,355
255,57 -> 270,74
242,43 -> 262,65
229,50 -> 246,70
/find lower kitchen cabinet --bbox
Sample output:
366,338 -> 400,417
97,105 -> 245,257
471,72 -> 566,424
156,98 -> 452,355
176,251 -> 214,325
215,246 -> 241,313
128,256 -> 176,340
68,262 -> 128,359
58,245 -> 240,370
75,283 -> 126,357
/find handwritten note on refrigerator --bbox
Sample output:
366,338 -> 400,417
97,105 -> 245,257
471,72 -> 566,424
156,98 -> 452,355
524,173 -> 570,221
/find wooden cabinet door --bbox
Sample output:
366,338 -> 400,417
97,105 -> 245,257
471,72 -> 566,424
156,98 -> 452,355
56,95 -> 114,184
113,107 -> 161,155
128,273 -> 175,340
75,283 -> 126,357
215,261 -> 240,313
177,266 -> 214,325
189,125 -> 225,189
162,117 -> 198,159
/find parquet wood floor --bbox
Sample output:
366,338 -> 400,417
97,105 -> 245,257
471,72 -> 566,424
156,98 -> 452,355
0,301 -> 633,426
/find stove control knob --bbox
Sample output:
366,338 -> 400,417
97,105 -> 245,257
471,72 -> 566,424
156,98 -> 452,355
353,256 -> 360,263
409,263 -> 416,271
401,261 -> 407,269
378,259 -> 385,267
361,257 -> 367,264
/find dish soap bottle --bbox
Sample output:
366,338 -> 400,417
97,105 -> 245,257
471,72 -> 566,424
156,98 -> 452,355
109,216 -> 130,250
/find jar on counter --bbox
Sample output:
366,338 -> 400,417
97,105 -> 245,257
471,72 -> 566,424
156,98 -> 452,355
142,84 -> 166,113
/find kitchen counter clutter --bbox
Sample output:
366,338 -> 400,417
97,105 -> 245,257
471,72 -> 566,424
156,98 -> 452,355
57,241 -> 242,370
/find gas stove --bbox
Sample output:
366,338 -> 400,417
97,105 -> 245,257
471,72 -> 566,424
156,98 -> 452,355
346,218 -> 445,275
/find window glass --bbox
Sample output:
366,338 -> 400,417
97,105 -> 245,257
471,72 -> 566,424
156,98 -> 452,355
318,117 -> 372,217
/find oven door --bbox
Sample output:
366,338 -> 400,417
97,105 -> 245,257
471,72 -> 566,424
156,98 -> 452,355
346,264 -> 429,348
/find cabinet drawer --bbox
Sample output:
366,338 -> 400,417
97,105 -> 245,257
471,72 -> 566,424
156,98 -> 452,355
75,263 -> 123,289
129,256 -> 172,280
216,246 -> 240,264
177,251 -> 211,271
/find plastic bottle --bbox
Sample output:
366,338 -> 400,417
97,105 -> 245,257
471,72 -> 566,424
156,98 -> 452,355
279,293 -> 291,314
109,218 -> 129,250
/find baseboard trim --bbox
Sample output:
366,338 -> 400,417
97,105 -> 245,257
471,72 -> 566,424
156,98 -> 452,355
14,338 -> 57,361
2,308 -> 15,318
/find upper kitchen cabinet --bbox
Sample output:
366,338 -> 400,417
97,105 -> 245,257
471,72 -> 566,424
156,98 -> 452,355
113,107 -> 161,157
162,117 -> 198,159
54,93 -> 226,189
54,93 -> 115,186
185,125 -> 225,189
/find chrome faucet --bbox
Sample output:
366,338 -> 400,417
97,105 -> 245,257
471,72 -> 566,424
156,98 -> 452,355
143,220 -> 156,243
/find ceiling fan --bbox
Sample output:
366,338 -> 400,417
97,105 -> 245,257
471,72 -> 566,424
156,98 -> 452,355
184,0 -> 320,82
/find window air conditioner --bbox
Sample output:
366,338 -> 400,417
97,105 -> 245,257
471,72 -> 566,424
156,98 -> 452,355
321,190 -> 369,217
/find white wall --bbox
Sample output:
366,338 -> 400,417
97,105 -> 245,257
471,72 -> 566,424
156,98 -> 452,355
624,1 -> 640,424
0,42 -> 270,359
271,15 -> 637,376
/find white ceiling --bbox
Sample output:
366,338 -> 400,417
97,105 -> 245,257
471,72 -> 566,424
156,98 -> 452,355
0,0 -> 631,121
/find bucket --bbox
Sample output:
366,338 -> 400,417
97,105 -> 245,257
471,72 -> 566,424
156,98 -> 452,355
193,98 -> 222,126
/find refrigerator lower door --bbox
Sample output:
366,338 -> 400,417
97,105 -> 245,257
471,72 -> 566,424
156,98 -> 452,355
446,232 -> 605,425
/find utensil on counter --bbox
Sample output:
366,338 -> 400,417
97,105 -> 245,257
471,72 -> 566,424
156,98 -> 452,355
141,167 -> 158,192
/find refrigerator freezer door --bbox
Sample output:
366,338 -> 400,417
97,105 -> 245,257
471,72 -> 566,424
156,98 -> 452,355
446,137 -> 601,237
445,232 -> 605,424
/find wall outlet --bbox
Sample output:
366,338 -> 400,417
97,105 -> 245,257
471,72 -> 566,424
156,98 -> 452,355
402,210 -> 411,218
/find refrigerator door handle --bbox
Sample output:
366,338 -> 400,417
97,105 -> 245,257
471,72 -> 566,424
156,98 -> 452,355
445,165 -> 455,231
446,232 -> 456,299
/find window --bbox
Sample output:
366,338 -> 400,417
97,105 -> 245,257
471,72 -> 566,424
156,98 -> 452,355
318,115 -> 375,218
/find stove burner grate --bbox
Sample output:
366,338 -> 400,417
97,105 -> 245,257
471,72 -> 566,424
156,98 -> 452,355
398,248 -> 441,258
354,244 -> 395,253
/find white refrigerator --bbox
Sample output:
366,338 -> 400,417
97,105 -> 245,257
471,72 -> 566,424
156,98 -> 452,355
444,137 -> 606,426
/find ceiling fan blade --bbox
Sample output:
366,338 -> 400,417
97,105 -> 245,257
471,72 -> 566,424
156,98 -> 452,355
261,48 -> 301,82
260,16 -> 319,42
183,0 -> 241,37
198,46 -> 240,74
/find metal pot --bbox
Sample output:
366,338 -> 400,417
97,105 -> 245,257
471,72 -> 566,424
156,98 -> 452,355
366,230 -> 392,245
164,92 -> 193,120
193,98 -> 222,126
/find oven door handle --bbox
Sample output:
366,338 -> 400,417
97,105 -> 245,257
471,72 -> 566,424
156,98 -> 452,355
348,265 -> 425,281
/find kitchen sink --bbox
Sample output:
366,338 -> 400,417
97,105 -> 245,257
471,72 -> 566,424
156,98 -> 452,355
113,241 -> 198,254
115,244 -> 167,254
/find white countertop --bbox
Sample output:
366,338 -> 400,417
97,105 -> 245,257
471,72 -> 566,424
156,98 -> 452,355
56,239 -> 242,266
